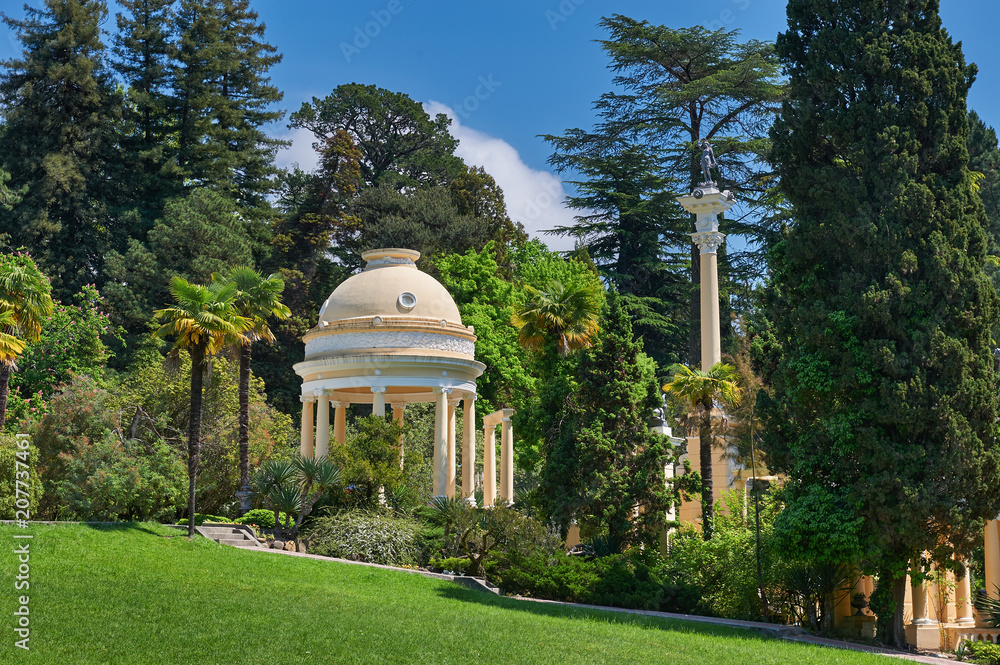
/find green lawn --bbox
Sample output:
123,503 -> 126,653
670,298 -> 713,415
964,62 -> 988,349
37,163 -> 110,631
0,523 -> 887,664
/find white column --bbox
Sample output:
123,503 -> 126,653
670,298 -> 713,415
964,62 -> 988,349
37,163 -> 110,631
299,395 -> 315,458
483,424 -> 496,507
957,559 -> 975,625
332,401 -> 348,446
315,392 -> 331,459
911,562 -> 934,625
391,403 -> 406,469
462,395 -> 476,500
372,386 -> 386,417
694,233 -> 725,372
499,412 -> 514,503
447,398 -> 458,498
432,388 -> 450,498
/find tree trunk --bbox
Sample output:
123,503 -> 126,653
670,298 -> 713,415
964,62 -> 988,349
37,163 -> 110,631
187,344 -> 206,539
699,400 -> 714,540
0,361 -> 11,428
238,342 -> 252,494
889,573 -> 908,649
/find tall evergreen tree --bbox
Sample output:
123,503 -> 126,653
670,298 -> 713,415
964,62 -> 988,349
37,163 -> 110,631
534,290 -> 673,544
0,0 -> 122,300
762,0 -> 1000,647
171,0 -> 284,217
543,16 -> 785,366
113,0 -> 180,231
546,144 -> 686,367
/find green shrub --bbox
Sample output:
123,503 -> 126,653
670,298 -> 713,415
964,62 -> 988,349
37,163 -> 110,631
487,550 -> 675,611
0,436 -> 43,520
177,514 -> 232,526
306,510 -> 421,566
235,508 -> 293,530
967,641 -> 1000,665
430,557 -> 471,574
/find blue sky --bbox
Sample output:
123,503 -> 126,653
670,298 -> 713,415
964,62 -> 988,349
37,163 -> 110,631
5,1 -> 1000,249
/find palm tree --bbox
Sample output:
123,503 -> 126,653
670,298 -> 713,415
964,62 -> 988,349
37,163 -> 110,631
511,278 -> 602,355
0,254 -> 54,427
662,361 -> 742,540
212,267 -> 291,491
154,276 -> 249,538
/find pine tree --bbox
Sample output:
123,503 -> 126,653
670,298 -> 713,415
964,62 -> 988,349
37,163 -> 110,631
763,0 -> 1000,647
171,0 -> 284,217
535,290 -> 673,544
113,0 -> 181,231
0,0 -> 122,300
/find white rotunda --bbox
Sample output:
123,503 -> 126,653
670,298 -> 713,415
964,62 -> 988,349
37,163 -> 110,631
294,248 -> 514,503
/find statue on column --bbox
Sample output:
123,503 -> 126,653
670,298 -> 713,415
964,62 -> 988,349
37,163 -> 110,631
699,139 -> 718,187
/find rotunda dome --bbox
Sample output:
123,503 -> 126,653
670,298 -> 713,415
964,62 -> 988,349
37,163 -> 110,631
318,249 -> 462,325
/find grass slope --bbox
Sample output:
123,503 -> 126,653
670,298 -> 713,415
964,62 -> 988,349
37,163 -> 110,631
0,523 -> 887,664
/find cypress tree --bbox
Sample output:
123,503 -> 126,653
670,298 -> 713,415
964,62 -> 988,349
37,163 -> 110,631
763,0 -> 1000,647
535,289 -> 674,545
0,0 -> 122,299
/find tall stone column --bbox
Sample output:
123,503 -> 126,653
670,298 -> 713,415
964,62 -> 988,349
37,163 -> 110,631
987,519 -> 1000,599
957,560 -> 975,625
483,424 -> 496,507
315,392 -> 331,459
391,403 -> 406,469
432,388 -> 450,498
332,401 -> 348,446
499,411 -> 514,503
372,386 -> 386,417
462,395 -> 476,501
446,399 -> 458,498
676,183 -> 735,372
300,395 -> 315,458
906,562 -> 939,649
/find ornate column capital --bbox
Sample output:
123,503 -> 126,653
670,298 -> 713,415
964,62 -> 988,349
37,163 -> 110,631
330,401 -> 349,409
300,394 -> 316,403
463,392 -> 477,402
389,402 -> 407,411
371,386 -> 387,394
433,387 -> 453,395
692,231 -> 726,255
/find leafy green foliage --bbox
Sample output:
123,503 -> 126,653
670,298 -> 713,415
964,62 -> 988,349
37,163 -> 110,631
55,434 -> 186,522
434,245 -> 534,415
235,508 -> 293,530
306,510 -> 422,566
0,435 -> 43,519
12,285 -> 122,400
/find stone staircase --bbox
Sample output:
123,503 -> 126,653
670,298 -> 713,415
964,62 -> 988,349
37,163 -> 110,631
195,524 -> 263,549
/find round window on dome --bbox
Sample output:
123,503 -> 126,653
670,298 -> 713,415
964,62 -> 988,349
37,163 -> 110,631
397,291 -> 417,311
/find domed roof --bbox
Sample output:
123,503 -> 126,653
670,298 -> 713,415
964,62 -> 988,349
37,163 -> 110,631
317,249 -> 463,325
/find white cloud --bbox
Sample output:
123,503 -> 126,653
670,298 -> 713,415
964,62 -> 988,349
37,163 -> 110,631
275,126 -> 320,173
274,104 -> 580,252
424,101 -> 576,252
